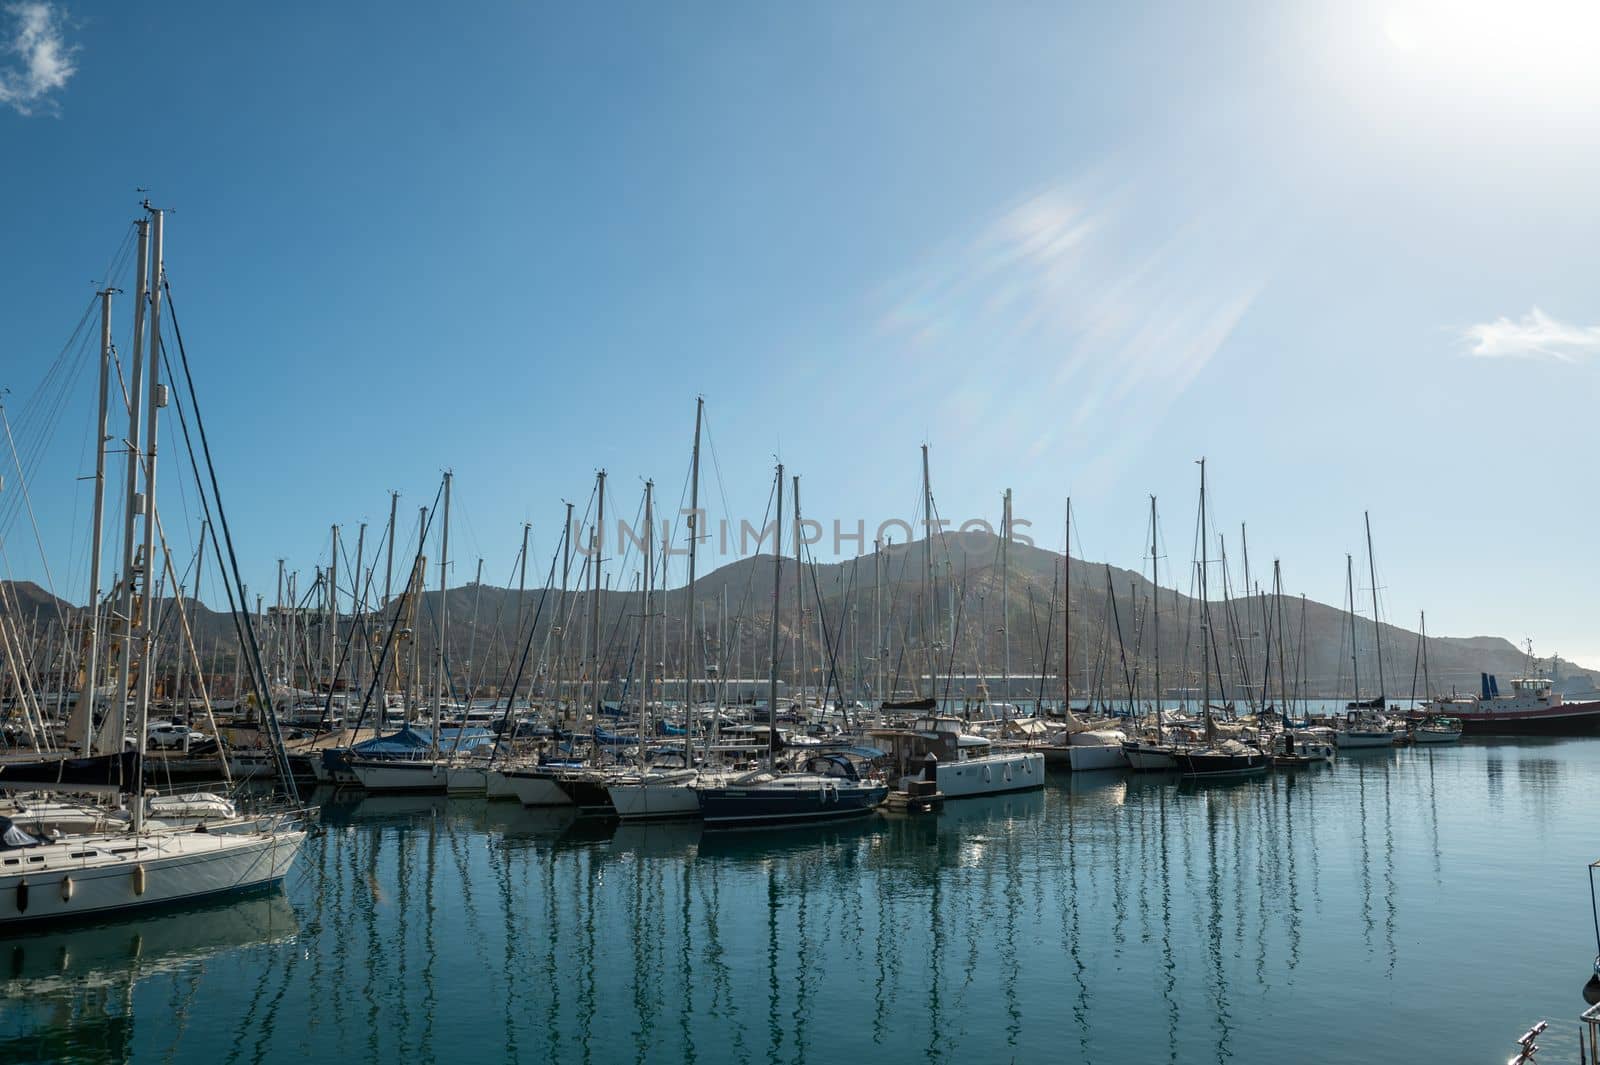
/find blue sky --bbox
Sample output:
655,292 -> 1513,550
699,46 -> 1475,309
3,1 -> 1600,664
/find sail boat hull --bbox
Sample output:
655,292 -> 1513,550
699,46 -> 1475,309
1332,730 -> 1394,749
606,776 -> 702,821
1172,749 -> 1269,777
500,768 -> 574,807
698,780 -> 886,827
347,758 -> 448,793
1123,742 -> 1178,771
0,825 -> 305,929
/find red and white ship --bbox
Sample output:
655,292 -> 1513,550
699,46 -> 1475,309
1429,674 -> 1600,736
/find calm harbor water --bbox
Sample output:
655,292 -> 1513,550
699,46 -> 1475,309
4,738 -> 1597,1064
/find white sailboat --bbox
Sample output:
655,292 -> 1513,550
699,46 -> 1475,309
1,207 -> 308,928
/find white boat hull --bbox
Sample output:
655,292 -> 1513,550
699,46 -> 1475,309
1333,730 -> 1394,749
0,826 -> 305,928
1124,743 -> 1178,771
606,780 -> 701,821
485,769 -> 520,800
1067,744 -> 1131,771
903,751 -> 1045,798
1413,729 -> 1462,745
349,759 -> 448,793
445,766 -> 488,794
502,770 -> 574,807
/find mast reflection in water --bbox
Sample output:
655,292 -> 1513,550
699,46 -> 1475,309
3,740 -> 1598,1064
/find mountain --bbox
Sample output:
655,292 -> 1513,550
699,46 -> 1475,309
3,533 -> 1586,702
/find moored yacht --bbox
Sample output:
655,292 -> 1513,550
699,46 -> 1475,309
696,752 -> 887,827
0,810 -> 308,927
869,716 -> 1046,798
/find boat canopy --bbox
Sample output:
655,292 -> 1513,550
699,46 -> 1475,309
0,817 -> 45,849
350,724 -> 433,755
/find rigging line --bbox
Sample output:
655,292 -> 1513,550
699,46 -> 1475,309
0,294 -> 97,537
158,275 -> 300,800
345,480 -> 445,739
491,520 -> 564,763
97,222 -> 137,292
0,404 -> 66,627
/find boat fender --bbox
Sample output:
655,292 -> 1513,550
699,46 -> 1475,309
60,875 -> 72,903
132,864 -> 146,896
824,783 -> 838,804
15,879 -> 26,914
984,765 -> 993,784
1003,765 -> 1013,783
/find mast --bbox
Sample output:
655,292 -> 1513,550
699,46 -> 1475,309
464,556 -> 483,703
685,398 -> 702,766
1420,611 -> 1432,698
411,506 -> 426,724
1064,499 -> 1072,712
639,480 -> 653,769
110,216 -> 150,755
767,465 -> 784,764
384,492 -> 399,607
1347,553 -> 1362,707
922,445 -> 935,704
378,493 -> 397,709
1240,522 -> 1253,700
1001,488 -> 1011,714
872,538 -> 882,705
1364,511 -> 1385,707
1150,495 -> 1161,743
131,207 -> 164,832
793,474 -> 803,711
591,470 -> 606,725
328,524 -> 339,696
351,522 -> 367,703
515,523 -> 529,707
1274,559 -> 1288,724
554,511 -> 569,721
434,472 -> 451,759
77,287 -> 113,752
1199,459 -> 1213,744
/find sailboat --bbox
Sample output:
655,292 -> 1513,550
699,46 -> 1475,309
1124,496 -> 1181,771
696,464 -> 888,826
1,205 -> 308,928
1334,519 -> 1397,749
607,405 -> 729,821
872,455 -> 1045,798
1170,460 -> 1269,778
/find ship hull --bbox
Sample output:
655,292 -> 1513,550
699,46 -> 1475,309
697,783 -> 887,827
1455,701 -> 1600,736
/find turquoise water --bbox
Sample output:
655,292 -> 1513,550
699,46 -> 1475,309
4,739 -> 1597,1064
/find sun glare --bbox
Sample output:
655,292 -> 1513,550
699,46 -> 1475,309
1381,0 -> 1600,91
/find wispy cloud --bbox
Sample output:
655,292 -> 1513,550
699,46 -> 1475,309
0,2 -> 76,117
872,171 -> 1268,479
1461,307 -> 1600,362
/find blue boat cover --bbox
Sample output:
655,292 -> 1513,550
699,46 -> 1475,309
351,723 -> 433,755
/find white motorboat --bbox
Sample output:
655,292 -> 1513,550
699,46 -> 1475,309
870,716 -> 1045,799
